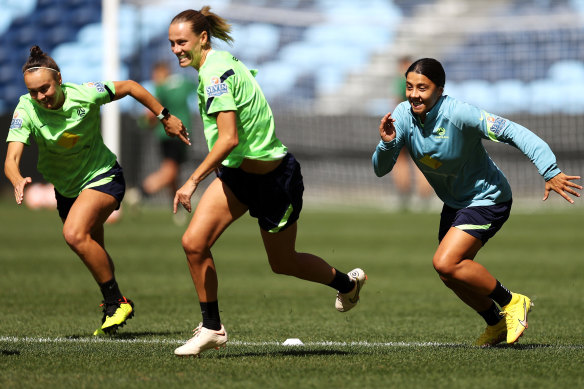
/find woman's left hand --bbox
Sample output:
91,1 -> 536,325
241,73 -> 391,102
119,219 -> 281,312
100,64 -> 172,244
543,172 -> 582,203
174,178 -> 198,213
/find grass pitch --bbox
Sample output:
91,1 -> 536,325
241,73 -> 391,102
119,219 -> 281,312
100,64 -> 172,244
1,199 -> 583,388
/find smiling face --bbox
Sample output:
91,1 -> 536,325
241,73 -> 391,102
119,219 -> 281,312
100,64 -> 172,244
23,69 -> 64,110
405,72 -> 443,122
168,22 -> 208,70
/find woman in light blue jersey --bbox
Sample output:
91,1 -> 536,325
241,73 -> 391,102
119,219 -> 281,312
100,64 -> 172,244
167,6 -> 366,358
373,58 -> 581,347
5,46 -> 189,336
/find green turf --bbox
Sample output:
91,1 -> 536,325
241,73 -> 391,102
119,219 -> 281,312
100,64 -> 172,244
1,199 -> 583,388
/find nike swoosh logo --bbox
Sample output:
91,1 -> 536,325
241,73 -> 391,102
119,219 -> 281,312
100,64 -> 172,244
215,331 -> 226,336
349,282 -> 361,304
517,300 -> 528,329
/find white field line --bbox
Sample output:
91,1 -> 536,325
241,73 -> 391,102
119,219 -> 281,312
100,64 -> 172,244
1,336 -> 583,349
0,336 -> 452,347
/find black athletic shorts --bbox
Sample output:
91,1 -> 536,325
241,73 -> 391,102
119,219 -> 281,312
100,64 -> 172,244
54,162 -> 126,219
217,153 -> 303,233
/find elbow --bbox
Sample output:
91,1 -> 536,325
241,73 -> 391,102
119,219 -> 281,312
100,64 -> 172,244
221,134 -> 239,151
116,80 -> 139,99
372,158 -> 385,177
373,165 -> 386,177
228,137 -> 239,151
125,80 -> 140,97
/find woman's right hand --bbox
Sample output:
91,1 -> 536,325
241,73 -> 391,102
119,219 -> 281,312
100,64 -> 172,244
14,177 -> 32,205
162,115 -> 191,146
173,178 -> 198,213
379,112 -> 396,142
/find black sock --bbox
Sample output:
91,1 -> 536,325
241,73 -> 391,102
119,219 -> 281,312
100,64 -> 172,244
488,280 -> 513,307
200,301 -> 221,330
327,269 -> 355,293
478,302 -> 503,326
99,278 -> 123,303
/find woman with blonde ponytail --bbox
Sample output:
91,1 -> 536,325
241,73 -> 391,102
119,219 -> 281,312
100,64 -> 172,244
5,45 -> 189,336
168,7 -> 367,357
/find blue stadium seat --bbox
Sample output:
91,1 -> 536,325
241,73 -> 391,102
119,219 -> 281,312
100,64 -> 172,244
548,60 -> 584,82
456,80 -> 495,111
278,42 -> 320,72
492,79 -> 527,114
70,5 -> 100,27
0,9 -> 15,35
4,84 -> 26,104
77,23 -> 102,45
0,64 -> 17,84
242,23 -> 280,62
47,25 -> 76,46
314,65 -> 345,94
40,7 -> 62,27
528,80 -> 563,114
255,61 -> 300,99
0,0 -> 36,34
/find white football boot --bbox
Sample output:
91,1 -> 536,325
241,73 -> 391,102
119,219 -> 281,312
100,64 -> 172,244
335,268 -> 367,312
174,323 -> 228,357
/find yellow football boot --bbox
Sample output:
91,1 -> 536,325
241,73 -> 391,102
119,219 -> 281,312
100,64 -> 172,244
93,297 -> 134,336
501,293 -> 533,344
474,319 -> 507,347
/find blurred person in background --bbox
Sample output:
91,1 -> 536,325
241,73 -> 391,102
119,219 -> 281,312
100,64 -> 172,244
390,56 -> 433,211
127,61 -> 196,224
373,58 -> 581,347
167,6 -> 367,357
4,46 -> 189,336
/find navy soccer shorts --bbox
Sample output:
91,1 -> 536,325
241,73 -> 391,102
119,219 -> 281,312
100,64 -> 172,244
217,153 -> 304,233
438,200 -> 512,245
54,162 -> 126,219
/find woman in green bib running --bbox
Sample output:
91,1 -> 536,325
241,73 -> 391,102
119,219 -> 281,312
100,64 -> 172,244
168,7 -> 367,357
4,46 -> 189,335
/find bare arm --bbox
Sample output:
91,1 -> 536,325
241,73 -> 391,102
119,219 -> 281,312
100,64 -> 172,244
112,80 -> 191,145
173,111 -> 239,213
4,141 -> 32,205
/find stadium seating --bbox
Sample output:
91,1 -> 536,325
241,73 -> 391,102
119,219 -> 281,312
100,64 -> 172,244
1,0 -> 584,116
0,0 -> 102,112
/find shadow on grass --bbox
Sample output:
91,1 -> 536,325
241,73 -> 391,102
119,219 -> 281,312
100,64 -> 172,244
217,348 -> 351,358
66,330 -> 184,340
1,350 -> 21,356
488,343 -> 582,350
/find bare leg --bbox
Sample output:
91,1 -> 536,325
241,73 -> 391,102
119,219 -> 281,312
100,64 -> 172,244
260,222 -> 336,284
181,178 -> 248,302
433,227 -> 496,312
61,189 -> 118,283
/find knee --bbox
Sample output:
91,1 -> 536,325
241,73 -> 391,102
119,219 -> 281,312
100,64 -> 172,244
181,232 -> 208,263
267,254 -> 296,276
62,226 -> 88,250
432,252 -> 457,280
268,260 -> 288,275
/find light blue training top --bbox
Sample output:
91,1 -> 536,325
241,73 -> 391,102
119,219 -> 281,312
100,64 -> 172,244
372,95 -> 561,208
